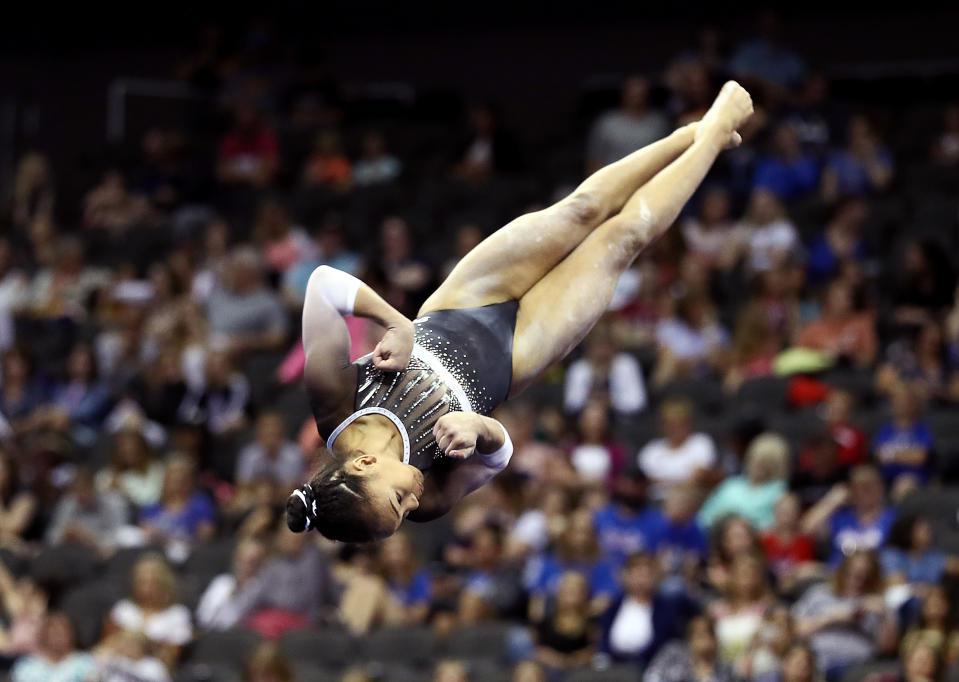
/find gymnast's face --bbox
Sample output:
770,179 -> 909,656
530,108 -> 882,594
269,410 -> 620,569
348,454 -> 424,535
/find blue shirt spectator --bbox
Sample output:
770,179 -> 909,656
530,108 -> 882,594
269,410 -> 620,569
594,503 -> 663,568
829,506 -> 896,566
880,515 -> 948,586
821,115 -> 894,200
728,12 -> 807,89
873,385 -> 934,484
753,122 -> 819,200
140,456 -> 216,546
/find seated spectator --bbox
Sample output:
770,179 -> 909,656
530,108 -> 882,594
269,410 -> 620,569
453,102 -> 523,182
753,121 -> 819,201
564,323 -> 647,416
433,659 -> 471,682
932,103 -> 959,165
821,388 -> 868,468
821,115 -> 893,200
599,552 -> 700,668
891,240 -> 957,327
45,467 -> 128,558
506,485 -> 571,562
727,10 -> 807,90
245,642 -> 295,682
97,428 -> 166,508
644,614 -> 736,682
761,493 -> 817,592
699,432 -> 789,531
33,342 -> 112,445
802,465 -> 895,565
706,516 -> 764,596
0,561 -> 47,658
743,605 -> 797,680
796,279 -> 877,367
377,532 -> 432,625
253,200 -> 315,275
0,241 -> 28,352
373,216 -> 434,317
873,383 -> 934,485
302,130 -> 352,190
899,585 -> 959,666
233,521 -> 339,637
102,554 -> 193,667
656,485 -> 708,579
586,76 -> 670,171
730,190 -> 800,275
638,400 -> 717,501
205,247 -> 288,356
282,217 -> 364,306
0,453 -> 37,544
681,187 -> 735,269
533,571 -> 595,675
177,345 -> 251,436
881,515 -> 953,589
807,198 -> 870,287
236,412 -> 306,494
95,630 -> 170,682
725,302 -> 781,392
565,402 -> 628,487
195,538 -> 268,630
710,553 -> 773,665
11,613 -> 94,682
792,431 -> 847,508
352,130 -> 402,186
529,509 -> 619,619
83,170 -> 153,233
653,294 -> 728,387
9,152 -> 54,231
28,235 -> 110,320
895,640 -> 945,682
0,348 -> 46,429
793,551 -> 897,675
216,103 -> 278,187
765,643 -> 820,682
877,321 -> 959,404
511,661 -> 547,682
458,525 -> 522,623
139,455 -> 216,552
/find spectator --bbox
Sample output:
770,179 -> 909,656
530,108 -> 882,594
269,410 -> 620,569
10,613 -> 94,682
709,553 -> 773,665
205,247 -> 288,355
195,538 -> 268,630
353,130 -> 402,186
682,187 -> 736,269
95,630 -> 170,682
743,605 -> 797,680
899,585 -> 959,666
564,322 -> 647,416
103,554 -> 193,667
511,661 -> 547,682
792,431 -> 847,508
730,189 -> 800,275
796,279 -> 877,367
698,432 -> 790,531
753,121 -> 820,200
96,428 -> 166,508
896,640 -> 944,682
139,455 -> 216,551
890,240 -> 957,325
725,302 -> 781,391
0,348 -> 46,429
453,102 -> 523,182
34,342 -> 113,445
873,383 -> 934,485
0,240 -> 28,352
283,217 -> 364,306
565,402 -> 628,487
761,493 -> 817,592
706,516 -> 764,596
506,485 -> 571,561
302,130 -> 352,190
656,484 -> 708,579
217,104 -> 278,187
768,643 -> 821,682
83,170 -> 154,233
881,515 -> 952,589
533,571 -> 595,675
236,412 -> 306,493
802,465 -> 895,565
433,660 -> 471,682
728,10 -> 807,90
638,400 -> 717,501
807,198 -> 870,288
377,532 -> 432,625
45,467 -> 128,557
587,76 -> 671,170
593,471 -> 664,567
0,452 -> 37,544
373,216 -> 434,317
440,223 -> 484,282
644,615 -> 735,682
821,115 -> 893,200
653,294 -> 728,387
877,321 -> 959,404
177,345 -> 251,436
793,551 -> 897,675
599,551 -> 699,668
0,561 -> 47,658
9,152 -> 54,230
458,525 -> 522,623
821,389 -> 868,468
245,642 -> 295,682
253,200 -> 315,275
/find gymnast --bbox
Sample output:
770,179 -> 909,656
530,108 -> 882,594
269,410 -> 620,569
287,81 -> 753,542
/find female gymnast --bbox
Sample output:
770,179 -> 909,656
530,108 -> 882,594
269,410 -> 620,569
287,81 -> 753,543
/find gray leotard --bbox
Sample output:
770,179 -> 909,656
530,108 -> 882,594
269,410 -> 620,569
324,301 -> 518,472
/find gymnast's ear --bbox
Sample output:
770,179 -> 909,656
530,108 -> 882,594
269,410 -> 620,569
349,454 -> 378,472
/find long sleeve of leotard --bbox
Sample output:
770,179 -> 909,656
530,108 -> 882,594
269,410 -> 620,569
308,265 -> 363,316
477,420 -> 514,472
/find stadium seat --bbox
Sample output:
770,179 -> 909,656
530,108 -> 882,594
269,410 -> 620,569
566,664 -> 641,681
839,660 -> 901,682
279,627 -> 357,670
734,376 -> 789,413
291,661 -> 340,682
189,630 -> 262,667
105,547 -> 153,579
362,625 -> 436,667
29,543 -> 98,589
60,583 -> 116,649
182,539 -> 235,582
444,622 -> 512,662
175,662 -> 242,682
659,377 -> 725,415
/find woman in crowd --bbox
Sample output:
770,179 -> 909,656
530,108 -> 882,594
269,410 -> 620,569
0,453 -> 37,546
882,515 -> 954,590
533,571 -> 595,675
97,428 -> 166,508
899,584 -> 959,666
195,538 -> 268,630
10,613 -> 94,682
139,455 -> 216,551
644,614 -> 736,682
709,553 -> 774,666
707,515 -> 764,594
245,642 -> 297,682
377,531 -> 433,625
564,401 -> 628,488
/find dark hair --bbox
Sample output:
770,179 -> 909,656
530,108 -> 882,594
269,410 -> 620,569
888,513 -> 923,552
286,464 -> 380,543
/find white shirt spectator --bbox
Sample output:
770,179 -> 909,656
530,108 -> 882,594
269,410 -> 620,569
564,354 -> 647,415
196,574 -> 245,631
638,433 -> 717,500
109,600 -> 193,646
656,318 -> 728,362
609,598 -> 654,655
739,218 -> 799,273
588,111 -> 671,167
98,655 -> 170,682
235,441 -> 305,486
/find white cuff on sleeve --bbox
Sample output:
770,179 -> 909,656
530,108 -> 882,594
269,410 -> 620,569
310,265 -> 362,316
479,421 -> 513,472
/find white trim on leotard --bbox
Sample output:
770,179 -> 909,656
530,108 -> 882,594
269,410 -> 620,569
326,407 -> 412,464
412,342 -> 474,413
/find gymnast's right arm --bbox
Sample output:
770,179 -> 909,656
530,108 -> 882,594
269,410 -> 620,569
302,266 -> 414,418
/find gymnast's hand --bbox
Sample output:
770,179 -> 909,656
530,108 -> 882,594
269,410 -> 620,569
373,318 -> 414,371
434,413 -> 505,460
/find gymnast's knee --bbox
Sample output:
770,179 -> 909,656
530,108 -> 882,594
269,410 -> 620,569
556,190 -> 604,228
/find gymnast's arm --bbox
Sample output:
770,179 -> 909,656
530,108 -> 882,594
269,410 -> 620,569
302,266 -> 414,419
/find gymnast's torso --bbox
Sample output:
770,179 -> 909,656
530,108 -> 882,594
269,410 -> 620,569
319,300 -> 519,472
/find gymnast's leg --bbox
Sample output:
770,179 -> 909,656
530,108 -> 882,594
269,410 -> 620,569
419,122 -> 705,314
509,81 -> 754,394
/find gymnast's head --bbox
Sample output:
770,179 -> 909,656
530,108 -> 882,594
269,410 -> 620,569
286,455 -> 424,543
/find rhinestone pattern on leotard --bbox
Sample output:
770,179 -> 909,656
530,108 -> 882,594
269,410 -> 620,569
350,319 -> 496,472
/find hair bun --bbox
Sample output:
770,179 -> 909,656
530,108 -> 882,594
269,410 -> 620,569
286,485 -> 317,533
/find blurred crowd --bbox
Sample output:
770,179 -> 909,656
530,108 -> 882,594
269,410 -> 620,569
1,8 -> 959,682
